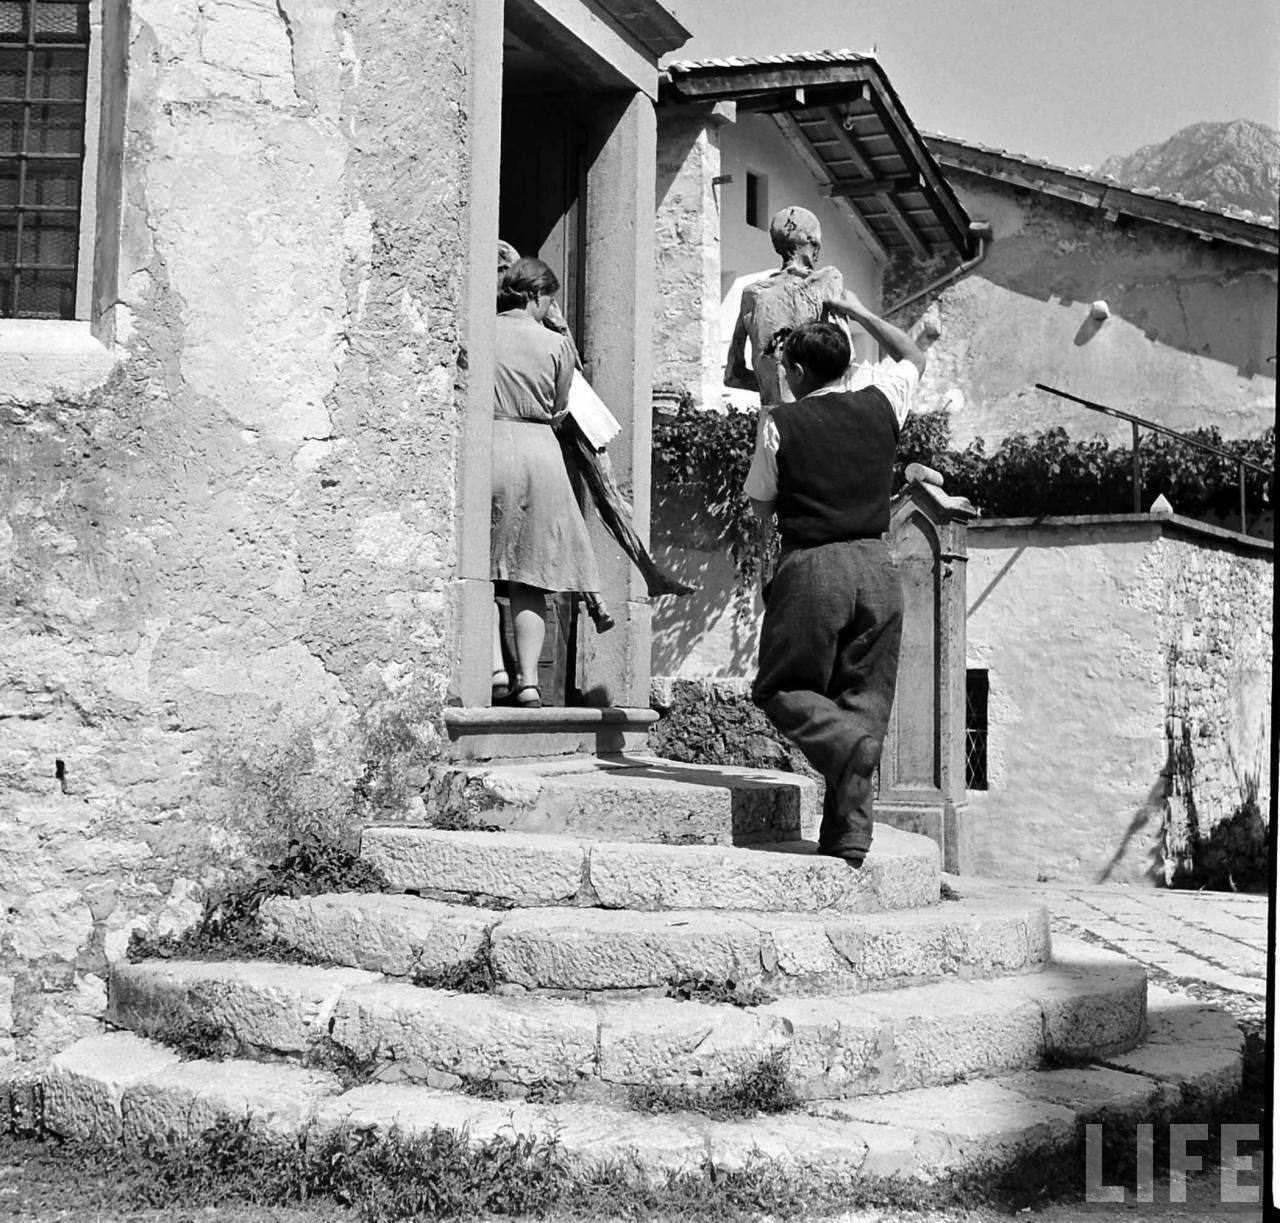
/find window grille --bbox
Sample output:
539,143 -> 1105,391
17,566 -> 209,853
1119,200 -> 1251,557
0,0 -> 89,320
965,668 -> 989,790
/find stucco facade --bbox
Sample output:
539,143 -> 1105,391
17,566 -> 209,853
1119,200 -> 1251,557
1,0 -> 481,1071
964,515 -> 1271,886
0,0 -> 684,1073
894,163 -> 1278,449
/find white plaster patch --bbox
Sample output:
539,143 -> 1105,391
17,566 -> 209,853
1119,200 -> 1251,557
147,109 -> 347,448
8,889 -> 94,961
201,0 -> 299,108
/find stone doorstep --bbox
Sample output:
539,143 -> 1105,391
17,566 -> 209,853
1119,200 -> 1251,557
357,825 -> 940,914
410,754 -> 820,846
259,891 -> 1050,995
442,707 -> 659,763
105,942 -> 1147,1101
43,987 -> 1243,1184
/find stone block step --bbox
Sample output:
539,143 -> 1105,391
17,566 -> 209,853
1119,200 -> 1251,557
258,891 -> 1049,996
45,987 -> 1240,1183
418,755 -> 818,846
358,825 -> 939,913
107,938 -> 1147,1100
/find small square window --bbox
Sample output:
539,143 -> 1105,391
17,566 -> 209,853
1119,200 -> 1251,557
745,170 -> 768,231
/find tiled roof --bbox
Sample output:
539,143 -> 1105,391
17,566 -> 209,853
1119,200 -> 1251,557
665,48 -> 873,73
925,132 -> 1278,250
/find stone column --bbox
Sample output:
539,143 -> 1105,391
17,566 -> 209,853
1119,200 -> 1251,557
579,91 -> 657,709
877,475 -> 978,872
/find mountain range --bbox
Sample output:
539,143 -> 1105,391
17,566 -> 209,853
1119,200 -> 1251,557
1096,119 -> 1279,219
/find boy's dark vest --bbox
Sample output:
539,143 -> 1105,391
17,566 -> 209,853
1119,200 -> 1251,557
773,386 -> 900,547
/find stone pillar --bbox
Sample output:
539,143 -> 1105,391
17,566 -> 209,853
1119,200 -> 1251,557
579,91 -> 656,708
653,103 -> 730,409
877,475 -> 978,872
452,0 -> 504,709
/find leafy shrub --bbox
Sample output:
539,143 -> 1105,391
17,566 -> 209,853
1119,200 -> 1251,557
629,1051 -> 799,1120
656,400 -> 1273,586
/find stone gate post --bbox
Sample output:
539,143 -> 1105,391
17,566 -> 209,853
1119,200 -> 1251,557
877,470 -> 978,872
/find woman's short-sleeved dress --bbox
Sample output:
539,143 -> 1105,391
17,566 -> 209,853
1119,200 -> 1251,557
491,309 -> 601,594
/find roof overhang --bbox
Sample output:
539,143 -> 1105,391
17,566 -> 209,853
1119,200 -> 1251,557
662,52 -> 975,260
926,134 -> 1280,256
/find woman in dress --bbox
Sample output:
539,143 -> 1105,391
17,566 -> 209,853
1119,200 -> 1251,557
491,256 -> 601,708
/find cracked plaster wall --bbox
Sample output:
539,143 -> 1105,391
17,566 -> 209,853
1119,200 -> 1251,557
892,175 -> 1277,449
0,0 -> 475,1070
964,520 -> 1271,886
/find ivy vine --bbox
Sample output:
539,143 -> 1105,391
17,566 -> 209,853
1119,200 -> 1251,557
652,397 -> 1274,588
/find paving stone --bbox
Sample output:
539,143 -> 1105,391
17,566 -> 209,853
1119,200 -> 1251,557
595,996 -> 791,1086
997,1064 -> 1180,1121
507,762 -> 815,846
121,1059 -> 341,1145
590,829 -> 937,913
44,1031 -> 182,1142
815,1079 -> 1079,1180
768,986 -> 1046,1099
490,907 -> 768,991
488,900 -> 1047,996
1031,938 -> 1148,1056
704,1110 -> 872,1172
1102,987 -> 1244,1106
316,1083 -> 709,1173
329,982 -> 597,1085
360,829 -> 587,903
259,892 -> 497,976
110,960 -> 380,1054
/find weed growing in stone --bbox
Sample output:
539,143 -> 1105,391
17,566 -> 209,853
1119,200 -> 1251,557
410,939 -> 496,994
302,1035 -> 384,1091
940,880 -> 961,901
665,974 -> 775,1008
130,1010 -> 241,1061
628,1051 -> 799,1121
128,834 -> 388,964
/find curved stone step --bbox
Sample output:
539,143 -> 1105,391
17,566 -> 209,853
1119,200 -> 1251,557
45,985 -> 1241,1183
107,939 -> 1147,1101
424,756 -> 818,846
358,825 -> 940,913
259,892 -> 1048,995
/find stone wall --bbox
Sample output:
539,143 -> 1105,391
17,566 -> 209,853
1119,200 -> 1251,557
0,0 -> 476,1072
965,515 -> 1271,886
886,174 -> 1277,448
1156,533 -> 1272,888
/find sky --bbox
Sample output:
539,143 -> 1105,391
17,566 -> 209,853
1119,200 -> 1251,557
662,0 -> 1280,170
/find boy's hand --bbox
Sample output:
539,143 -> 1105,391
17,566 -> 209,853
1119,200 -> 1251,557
826,288 -> 868,318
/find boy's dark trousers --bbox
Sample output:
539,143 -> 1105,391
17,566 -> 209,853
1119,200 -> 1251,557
752,538 -> 903,857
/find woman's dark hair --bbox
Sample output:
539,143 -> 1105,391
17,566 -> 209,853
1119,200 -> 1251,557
498,256 -> 559,311
782,321 -> 851,384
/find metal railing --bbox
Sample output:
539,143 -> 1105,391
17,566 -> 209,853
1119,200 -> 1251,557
1035,384 -> 1273,536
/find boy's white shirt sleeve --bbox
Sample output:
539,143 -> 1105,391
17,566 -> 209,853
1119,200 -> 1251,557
847,356 -> 919,426
744,412 -> 780,502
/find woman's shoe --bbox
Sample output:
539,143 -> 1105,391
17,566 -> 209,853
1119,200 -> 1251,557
513,684 -> 542,708
491,670 -> 511,704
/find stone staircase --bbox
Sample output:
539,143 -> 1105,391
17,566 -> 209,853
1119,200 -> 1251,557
42,753 -> 1244,1185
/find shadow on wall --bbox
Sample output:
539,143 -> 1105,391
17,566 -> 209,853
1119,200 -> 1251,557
1095,774 -> 1168,887
650,490 -> 763,677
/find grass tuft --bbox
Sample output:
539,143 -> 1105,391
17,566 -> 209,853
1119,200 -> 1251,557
629,1051 -> 799,1121
411,939 -> 496,994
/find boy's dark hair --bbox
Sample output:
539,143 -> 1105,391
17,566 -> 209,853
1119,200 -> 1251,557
498,255 -> 559,311
782,321 -> 850,385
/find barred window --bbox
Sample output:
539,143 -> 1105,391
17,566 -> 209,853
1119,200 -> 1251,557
965,668 -> 989,790
0,0 -> 90,320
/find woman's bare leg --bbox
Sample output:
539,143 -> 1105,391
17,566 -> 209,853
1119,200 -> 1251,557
508,583 -> 547,690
